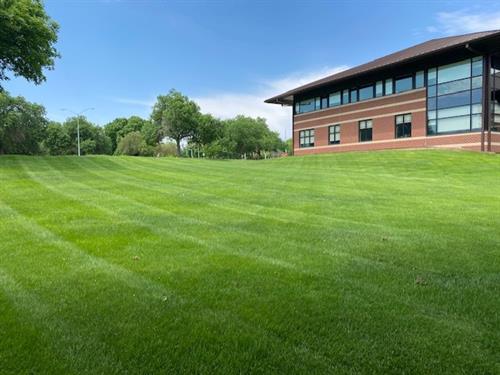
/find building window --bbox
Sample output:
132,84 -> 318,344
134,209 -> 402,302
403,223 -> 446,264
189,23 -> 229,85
359,120 -> 373,142
329,125 -> 340,144
385,78 -> 393,95
395,114 -> 412,138
359,85 -> 374,101
296,98 -> 314,114
342,89 -> 349,104
376,81 -> 384,97
427,57 -> 483,135
315,97 -> 321,110
299,129 -> 315,148
329,91 -> 341,107
321,96 -> 328,109
415,71 -> 425,88
395,76 -> 413,93
350,89 -> 358,103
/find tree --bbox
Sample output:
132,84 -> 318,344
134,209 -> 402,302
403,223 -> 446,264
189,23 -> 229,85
191,113 -> 223,148
63,116 -> 112,155
104,116 -> 156,153
223,116 -> 268,156
151,89 -> 200,156
43,121 -> 71,155
104,117 -> 128,152
0,0 -> 59,89
0,91 -> 47,154
141,120 -> 161,147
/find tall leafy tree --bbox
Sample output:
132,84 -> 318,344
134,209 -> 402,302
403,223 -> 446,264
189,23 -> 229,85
104,116 -> 155,153
140,120 -> 161,147
104,117 -> 128,152
224,116 -> 268,156
0,91 -> 47,154
191,113 -> 223,147
0,0 -> 59,89
151,90 -> 200,156
63,116 -> 112,155
43,121 -> 71,155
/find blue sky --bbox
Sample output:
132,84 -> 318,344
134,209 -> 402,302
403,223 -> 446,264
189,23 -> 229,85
5,0 -> 500,137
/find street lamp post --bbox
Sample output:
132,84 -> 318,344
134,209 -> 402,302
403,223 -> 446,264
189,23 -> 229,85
61,108 -> 95,156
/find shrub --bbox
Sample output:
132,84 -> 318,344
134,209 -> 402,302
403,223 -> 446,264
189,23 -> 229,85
115,131 -> 150,156
154,142 -> 177,157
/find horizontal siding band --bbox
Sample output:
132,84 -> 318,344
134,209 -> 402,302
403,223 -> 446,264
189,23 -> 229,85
294,132 -> 482,151
294,108 -> 426,132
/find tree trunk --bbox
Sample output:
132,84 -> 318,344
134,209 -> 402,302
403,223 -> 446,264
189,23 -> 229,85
176,139 -> 181,157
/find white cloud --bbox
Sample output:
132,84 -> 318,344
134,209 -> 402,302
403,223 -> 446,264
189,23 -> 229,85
427,10 -> 500,35
194,65 -> 349,139
109,97 -> 155,107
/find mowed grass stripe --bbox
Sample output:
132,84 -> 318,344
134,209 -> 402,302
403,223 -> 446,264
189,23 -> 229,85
0,186 -> 344,373
68,155 -> 500,275
5,157 -> 376,372
0,152 -> 499,373
22,158 -> 500,338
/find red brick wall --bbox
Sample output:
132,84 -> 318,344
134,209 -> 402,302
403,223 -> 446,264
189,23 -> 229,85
293,88 -> 496,154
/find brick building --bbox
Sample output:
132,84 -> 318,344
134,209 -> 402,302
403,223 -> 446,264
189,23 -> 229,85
265,31 -> 500,155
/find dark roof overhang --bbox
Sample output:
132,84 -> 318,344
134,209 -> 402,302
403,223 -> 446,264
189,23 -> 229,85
265,30 -> 500,106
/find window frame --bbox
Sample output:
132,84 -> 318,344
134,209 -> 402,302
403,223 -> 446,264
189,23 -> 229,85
359,84 -> 375,101
299,129 -> 315,148
395,113 -> 412,139
359,119 -> 373,142
329,124 -> 341,145
394,75 -> 414,94
426,56 -> 484,136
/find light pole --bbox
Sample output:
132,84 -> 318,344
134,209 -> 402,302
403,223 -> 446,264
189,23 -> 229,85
61,108 -> 95,156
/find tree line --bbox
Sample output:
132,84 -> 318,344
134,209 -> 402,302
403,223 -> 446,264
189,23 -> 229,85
0,2 -> 288,159
0,90 -> 289,158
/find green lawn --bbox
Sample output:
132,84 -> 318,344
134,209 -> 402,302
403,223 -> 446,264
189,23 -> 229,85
0,150 -> 499,374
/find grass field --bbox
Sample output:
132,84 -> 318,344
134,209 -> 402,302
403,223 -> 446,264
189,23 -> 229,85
0,150 -> 499,374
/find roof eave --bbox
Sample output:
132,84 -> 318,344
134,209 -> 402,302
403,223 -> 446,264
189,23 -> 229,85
265,30 -> 500,104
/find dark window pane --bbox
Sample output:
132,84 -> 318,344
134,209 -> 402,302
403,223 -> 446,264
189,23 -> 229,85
359,85 -> 374,101
376,81 -> 383,97
395,114 -> 412,138
360,128 -> 372,142
396,124 -> 412,138
437,90 -> 470,109
395,76 -> 413,93
427,120 -> 437,135
321,97 -> 328,109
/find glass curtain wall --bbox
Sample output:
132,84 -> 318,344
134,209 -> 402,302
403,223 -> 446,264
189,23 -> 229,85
427,57 -> 483,135
491,56 -> 500,132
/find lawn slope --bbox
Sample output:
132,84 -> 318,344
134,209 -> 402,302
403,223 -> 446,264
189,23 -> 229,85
0,150 -> 499,374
